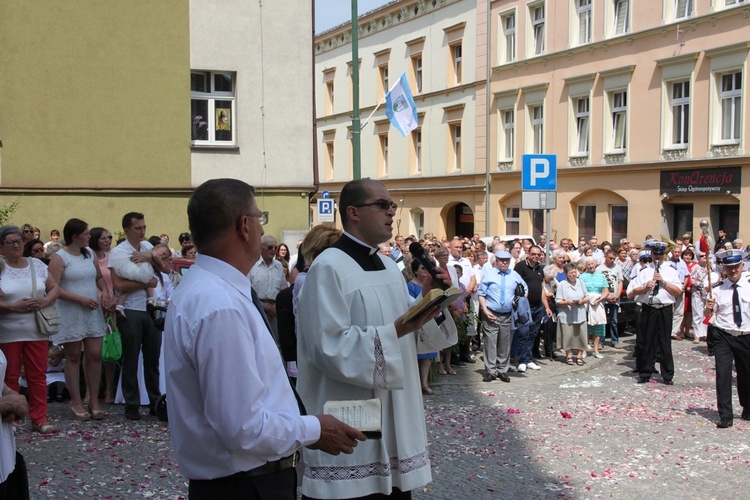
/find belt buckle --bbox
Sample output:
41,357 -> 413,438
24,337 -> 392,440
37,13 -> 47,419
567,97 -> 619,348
290,451 -> 299,468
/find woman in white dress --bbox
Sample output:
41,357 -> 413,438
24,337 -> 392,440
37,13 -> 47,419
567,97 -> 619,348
48,219 -> 113,421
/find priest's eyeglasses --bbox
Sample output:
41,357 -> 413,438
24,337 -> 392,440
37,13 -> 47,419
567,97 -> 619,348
247,211 -> 269,226
354,199 -> 397,211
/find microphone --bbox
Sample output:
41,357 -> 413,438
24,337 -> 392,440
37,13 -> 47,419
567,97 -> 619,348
409,242 -> 450,291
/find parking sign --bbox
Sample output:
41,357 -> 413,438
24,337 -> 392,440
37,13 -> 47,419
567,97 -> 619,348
522,154 -> 557,191
317,199 -> 335,222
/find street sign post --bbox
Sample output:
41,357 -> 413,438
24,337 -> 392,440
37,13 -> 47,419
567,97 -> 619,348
317,198 -> 335,223
522,154 -> 558,264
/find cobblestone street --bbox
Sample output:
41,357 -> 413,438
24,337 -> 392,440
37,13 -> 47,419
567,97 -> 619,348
17,334 -> 750,499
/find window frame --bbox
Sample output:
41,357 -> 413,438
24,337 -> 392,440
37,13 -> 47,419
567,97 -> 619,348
674,0 -> 694,20
449,123 -> 462,172
610,90 -> 628,153
499,108 -> 515,161
505,206 -> 520,235
718,71 -> 742,144
531,3 -> 546,56
500,11 -> 517,64
531,104 -> 544,154
574,96 -> 591,156
669,80 -> 690,148
577,0 -> 593,46
190,70 -> 237,147
613,0 -> 630,36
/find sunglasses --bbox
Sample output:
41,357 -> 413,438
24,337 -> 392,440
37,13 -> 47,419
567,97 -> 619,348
23,230 -> 33,233
353,199 -> 398,211
265,245 -> 277,250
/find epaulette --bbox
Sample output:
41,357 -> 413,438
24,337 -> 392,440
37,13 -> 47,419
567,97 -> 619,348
712,281 -> 722,288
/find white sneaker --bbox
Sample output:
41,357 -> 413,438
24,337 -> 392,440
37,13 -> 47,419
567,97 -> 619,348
527,362 -> 541,370
518,363 -> 527,372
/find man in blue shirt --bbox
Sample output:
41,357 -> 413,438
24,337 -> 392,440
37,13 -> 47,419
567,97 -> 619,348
478,250 -> 528,383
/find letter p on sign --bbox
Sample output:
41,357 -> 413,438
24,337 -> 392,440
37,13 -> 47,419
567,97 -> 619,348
522,154 -> 557,191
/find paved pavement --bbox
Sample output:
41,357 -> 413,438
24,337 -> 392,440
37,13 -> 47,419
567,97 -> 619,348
16,332 -> 750,498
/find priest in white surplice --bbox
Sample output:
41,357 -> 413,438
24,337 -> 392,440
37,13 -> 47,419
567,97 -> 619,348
298,179 -> 453,500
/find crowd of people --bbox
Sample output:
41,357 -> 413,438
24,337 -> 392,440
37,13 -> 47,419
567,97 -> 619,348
1,182 -> 748,496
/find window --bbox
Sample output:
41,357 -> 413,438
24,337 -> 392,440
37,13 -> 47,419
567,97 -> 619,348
323,132 -> 336,181
719,71 -> 742,143
611,206 -> 628,244
531,4 -> 546,55
532,210 -> 544,242
531,105 -> 544,154
449,123 -> 462,171
500,109 -> 515,160
413,56 -> 423,93
613,0 -> 629,35
191,71 -> 236,145
726,0 -> 747,6
501,12 -> 516,63
379,65 -> 389,99
611,91 -> 628,151
575,97 -> 590,155
674,0 -> 693,19
410,128 -> 423,175
378,133 -> 389,177
670,81 -> 690,147
505,206 -> 520,234
451,44 -> 463,85
578,205 -> 596,240
326,81 -> 334,115
577,0 -> 592,45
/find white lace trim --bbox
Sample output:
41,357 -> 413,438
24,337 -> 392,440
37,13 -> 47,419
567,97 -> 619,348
373,332 -> 386,388
305,449 -> 429,482
2,259 -> 47,280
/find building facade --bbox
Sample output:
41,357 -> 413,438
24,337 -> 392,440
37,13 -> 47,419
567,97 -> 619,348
485,0 -> 749,245
314,0 -> 483,239
314,0 -> 748,245
0,1 -> 314,243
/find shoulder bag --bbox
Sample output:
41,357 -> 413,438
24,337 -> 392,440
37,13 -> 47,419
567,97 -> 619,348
28,257 -> 61,336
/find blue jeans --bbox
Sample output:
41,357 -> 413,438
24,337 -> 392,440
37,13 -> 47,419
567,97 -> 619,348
605,303 -> 620,345
512,305 -> 545,365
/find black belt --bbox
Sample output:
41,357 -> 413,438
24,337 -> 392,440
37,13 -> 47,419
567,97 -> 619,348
260,299 -> 276,304
489,309 -> 512,316
233,452 -> 299,479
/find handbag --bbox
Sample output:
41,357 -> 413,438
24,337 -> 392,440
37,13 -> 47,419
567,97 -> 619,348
102,316 -> 122,362
28,258 -> 61,336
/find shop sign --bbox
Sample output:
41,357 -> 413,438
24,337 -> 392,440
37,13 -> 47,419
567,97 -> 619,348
660,167 -> 741,195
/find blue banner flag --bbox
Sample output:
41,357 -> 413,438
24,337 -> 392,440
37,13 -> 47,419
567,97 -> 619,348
385,73 -> 418,136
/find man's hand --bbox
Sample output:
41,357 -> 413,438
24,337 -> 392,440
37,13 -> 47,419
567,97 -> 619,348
308,414 -> 367,455
395,304 -> 442,338
130,251 -> 152,264
422,268 -> 451,293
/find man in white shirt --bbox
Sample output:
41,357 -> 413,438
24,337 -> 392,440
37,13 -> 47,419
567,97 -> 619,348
627,240 -> 683,385
164,179 -> 364,499
109,212 -> 159,421
249,235 -> 288,343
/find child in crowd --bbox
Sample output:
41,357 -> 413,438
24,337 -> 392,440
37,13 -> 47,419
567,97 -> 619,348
108,250 -> 157,317
47,345 -> 66,402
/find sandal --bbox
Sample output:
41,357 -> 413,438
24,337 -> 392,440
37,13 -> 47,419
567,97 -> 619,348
32,422 -> 58,434
576,357 -> 585,366
87,405 -> 107,420
566,356 -> 575,365
446,369 -> 457,375
421,386 -> 435,395
70,403 -> 91,421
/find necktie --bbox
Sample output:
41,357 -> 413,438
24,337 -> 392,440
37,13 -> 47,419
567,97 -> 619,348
251,288 -> 307,415
732,283 -> 742,327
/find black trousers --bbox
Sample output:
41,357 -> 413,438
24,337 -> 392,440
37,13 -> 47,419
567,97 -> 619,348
713,328 -> 750,420
190,467 -> 296,500
0,452 -> 29,500
638,304 -> 674,381
120,310 -> 161,409
303,487 -> 411,500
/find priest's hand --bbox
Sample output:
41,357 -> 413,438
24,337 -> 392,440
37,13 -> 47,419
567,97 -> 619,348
425,267 -> 452,291
309,414 -> 367,455
395,304 -> 442,338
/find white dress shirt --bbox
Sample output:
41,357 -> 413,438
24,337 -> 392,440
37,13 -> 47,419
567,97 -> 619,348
627,261 -> 682,305
164,254 -> 319,480
108,239 -> 154,311
249,257 -> 288,300
712,272 -> 750,332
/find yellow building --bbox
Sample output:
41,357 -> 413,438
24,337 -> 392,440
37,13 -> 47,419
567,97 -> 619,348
0,1 -> 314,243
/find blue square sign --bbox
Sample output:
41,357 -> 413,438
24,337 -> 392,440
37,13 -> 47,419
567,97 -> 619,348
522,154 -> 557,191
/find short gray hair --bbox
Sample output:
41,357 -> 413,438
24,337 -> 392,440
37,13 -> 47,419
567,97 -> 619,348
0,226 -> 22,245
543,264 -> 558,279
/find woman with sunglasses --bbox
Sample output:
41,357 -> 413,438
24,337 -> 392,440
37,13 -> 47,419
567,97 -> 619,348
0,226 -> 60,434
23,239 -> 46,262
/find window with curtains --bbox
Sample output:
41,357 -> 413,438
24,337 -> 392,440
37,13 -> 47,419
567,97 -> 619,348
191,71 -> 236,146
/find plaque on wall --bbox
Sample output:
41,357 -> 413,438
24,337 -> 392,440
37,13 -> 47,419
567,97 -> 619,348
660,167 -> 741,195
